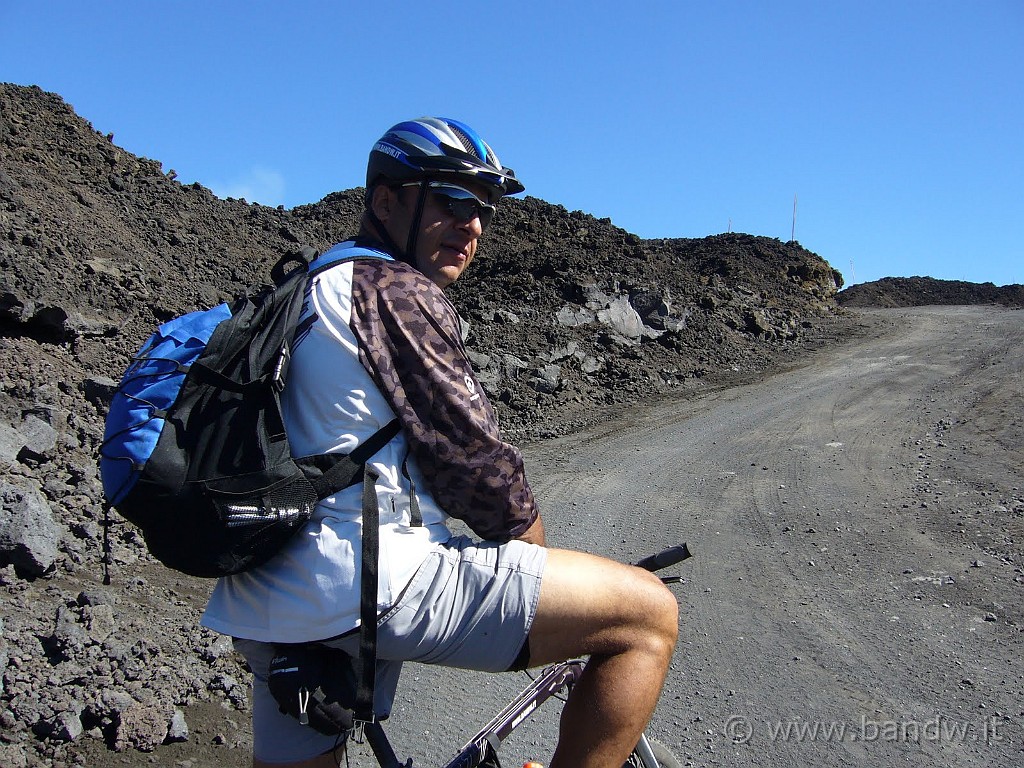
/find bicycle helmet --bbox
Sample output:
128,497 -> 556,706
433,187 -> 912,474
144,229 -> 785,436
363,117 -> 524,265
366,117 -> 525,203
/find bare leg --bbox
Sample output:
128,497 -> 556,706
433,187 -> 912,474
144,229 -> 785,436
527,548 -> 679,768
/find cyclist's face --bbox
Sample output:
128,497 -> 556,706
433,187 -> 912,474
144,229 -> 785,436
383,182 -> 490,288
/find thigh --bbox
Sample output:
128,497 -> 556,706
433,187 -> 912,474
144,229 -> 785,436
338,535 -> 547,672
527,548 -> 676,665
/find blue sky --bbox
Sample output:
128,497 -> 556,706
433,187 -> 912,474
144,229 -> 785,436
2,1 -> 1021,286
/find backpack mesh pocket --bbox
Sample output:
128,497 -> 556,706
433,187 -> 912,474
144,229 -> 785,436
215,474 -> 318,529
200,471 -> 319,574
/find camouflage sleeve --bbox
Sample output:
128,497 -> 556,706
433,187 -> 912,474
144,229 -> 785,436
349,259 -> 538,540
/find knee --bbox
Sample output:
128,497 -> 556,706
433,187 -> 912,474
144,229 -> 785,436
634,569 -> 679,653
654,580 -> 680,647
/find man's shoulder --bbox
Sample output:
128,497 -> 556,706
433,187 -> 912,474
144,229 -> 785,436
352,257 -> 449,304
314,239 -> 395,270
314,243 -> 426,290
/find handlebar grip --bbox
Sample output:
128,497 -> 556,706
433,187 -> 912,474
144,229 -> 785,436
634,543 -> 692,572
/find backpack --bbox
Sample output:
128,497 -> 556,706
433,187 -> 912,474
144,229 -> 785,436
99,246 -> 398,579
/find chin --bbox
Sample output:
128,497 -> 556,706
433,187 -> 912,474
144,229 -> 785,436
434,273 -> 458,289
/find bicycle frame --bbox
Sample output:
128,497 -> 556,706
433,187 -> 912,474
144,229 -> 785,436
354,543 -> 692,768
356,655 -> 588,768
441,659 -> 585,768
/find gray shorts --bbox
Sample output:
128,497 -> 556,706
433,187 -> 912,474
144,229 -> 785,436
234,535 -> 547,764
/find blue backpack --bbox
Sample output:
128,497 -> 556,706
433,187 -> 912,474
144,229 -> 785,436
99,247 -> 398,578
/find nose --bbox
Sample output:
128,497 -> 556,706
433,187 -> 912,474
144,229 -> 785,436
458,211 -> 484,238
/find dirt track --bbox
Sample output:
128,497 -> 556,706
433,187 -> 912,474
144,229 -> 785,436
352,306 -> 1023,768
74,306 -> 1023,768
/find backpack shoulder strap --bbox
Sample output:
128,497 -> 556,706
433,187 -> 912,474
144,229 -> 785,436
295,420 -> 401,500
356,464 -> 380,725
269,242 -> 393,294
285,243 -> 401,725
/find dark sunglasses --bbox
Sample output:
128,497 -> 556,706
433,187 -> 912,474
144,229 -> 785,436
402,182 -> 496,230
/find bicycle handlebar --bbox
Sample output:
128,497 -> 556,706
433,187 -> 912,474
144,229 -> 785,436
633,543 -> 692,572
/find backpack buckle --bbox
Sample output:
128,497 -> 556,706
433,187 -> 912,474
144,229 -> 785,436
350,720 -> 366,744
272,343 -> 291,392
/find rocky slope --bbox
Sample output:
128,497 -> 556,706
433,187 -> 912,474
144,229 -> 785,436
0,81 -> 914,767
838,276 -> 1024,308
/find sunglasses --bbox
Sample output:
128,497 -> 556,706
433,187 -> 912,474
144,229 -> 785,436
401,182 -> 496,230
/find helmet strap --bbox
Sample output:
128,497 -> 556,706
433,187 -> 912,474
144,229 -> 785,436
403,180 -> 430,266
365,205 -> 404,259
365,181 -> 430,268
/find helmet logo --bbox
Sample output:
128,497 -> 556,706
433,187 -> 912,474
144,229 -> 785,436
373,141 -> 404,161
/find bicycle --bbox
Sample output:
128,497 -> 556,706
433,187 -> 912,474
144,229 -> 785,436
347,543 -> 692,768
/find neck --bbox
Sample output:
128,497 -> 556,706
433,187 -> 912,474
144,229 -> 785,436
359,211 -> 407,261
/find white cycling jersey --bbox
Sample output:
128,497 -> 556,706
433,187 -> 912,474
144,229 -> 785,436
201,240 -> 537,642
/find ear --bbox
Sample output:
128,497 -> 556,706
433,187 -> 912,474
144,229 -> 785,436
369,184 -> 395,223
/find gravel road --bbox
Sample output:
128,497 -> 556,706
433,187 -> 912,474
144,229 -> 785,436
79,306 -> 1022,767
363,306 -> 1023,768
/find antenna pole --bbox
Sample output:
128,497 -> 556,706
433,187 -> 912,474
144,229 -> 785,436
791,194 -> 798,242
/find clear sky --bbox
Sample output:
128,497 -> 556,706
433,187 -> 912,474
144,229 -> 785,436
2,1 -> 1021,286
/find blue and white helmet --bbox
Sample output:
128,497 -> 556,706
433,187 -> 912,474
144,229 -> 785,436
366,117 -> 525,202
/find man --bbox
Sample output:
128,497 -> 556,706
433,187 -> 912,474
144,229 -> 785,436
201,117 -> 678,768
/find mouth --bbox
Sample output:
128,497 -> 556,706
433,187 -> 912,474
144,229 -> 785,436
440,244 -> 469,261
